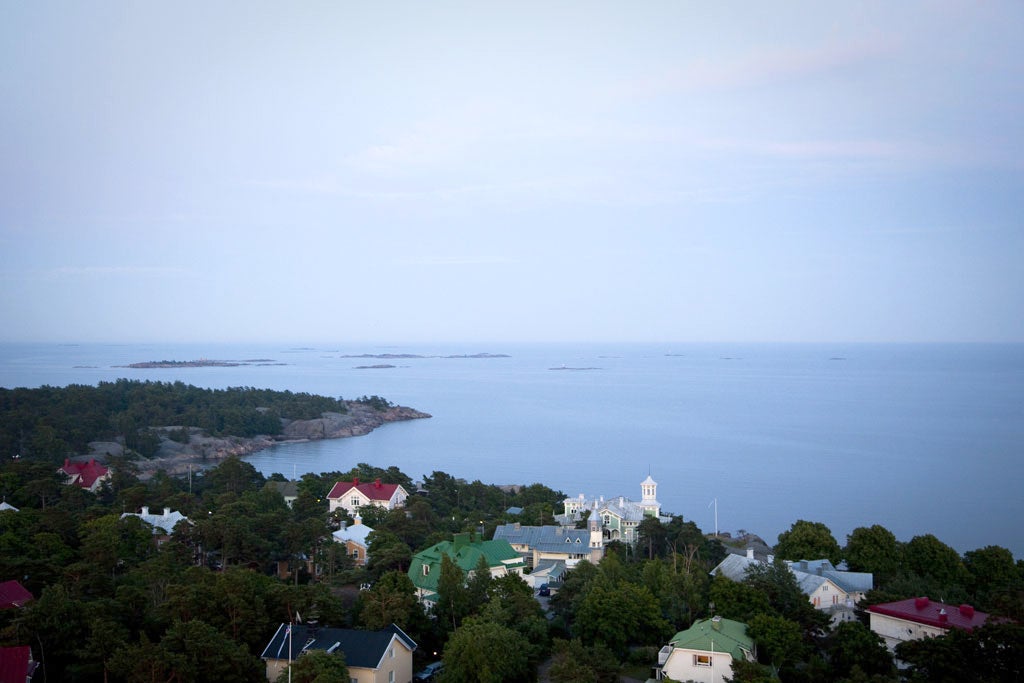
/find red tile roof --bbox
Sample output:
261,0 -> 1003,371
0,580 -> 33,609
59,458 -> 109,489
868,597 -> 991,631
327,477 -> 402,502
0,645 -> 35,682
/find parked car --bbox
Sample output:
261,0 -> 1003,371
414,661 -> 444,681
538,583 -> 550,597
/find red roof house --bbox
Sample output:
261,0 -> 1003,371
0,645 -> 38,682
327,477 -> 409,516
58,458 -> 111,492
868,597 -> 994,651
0,581 -> 33,610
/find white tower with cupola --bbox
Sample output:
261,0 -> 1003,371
640,474 -> 661,517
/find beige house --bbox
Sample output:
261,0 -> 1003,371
711,551 -> 873,624
492,518 -> 604,570
332,516 -> 373,567
260,623 -> 416,683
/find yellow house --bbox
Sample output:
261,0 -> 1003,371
260,623 -> 416,683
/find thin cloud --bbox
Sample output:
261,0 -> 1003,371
607,38 -> 895,100
390,255 -> 518,267
45,266 -> 193,279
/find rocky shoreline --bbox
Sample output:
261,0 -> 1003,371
88,403 -> 431,479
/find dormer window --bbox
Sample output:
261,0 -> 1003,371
422,564 -> 430,576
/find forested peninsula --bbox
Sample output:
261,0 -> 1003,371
0,380 -> 429,476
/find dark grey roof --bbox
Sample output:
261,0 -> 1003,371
267,481 -> 299,497
260,623 -> 416,668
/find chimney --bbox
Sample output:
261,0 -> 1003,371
141,506 -> 149,515
164,507 -> 171,516
64,458 -> 70,469
352,477 -> 359,486
375,478 -> 382,488
353,515 -> 362,526
959,604 -> 975,618
938,608 -> 948,623
915,597 -> 930,609
746,548 -> 754,560
711,615 -> 722,631
453,532 -> 470,550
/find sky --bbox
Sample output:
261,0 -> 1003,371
1,1 -> 1022,345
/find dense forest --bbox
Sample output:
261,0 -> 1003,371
0,380 -> 387,459
0,385 -> 1022,682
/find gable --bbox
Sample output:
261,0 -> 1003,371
261,623 -> 416,668
0,580 -> 33,609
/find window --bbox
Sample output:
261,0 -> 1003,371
389,672 -> 395,683
693,654 -> 712,667
389,646 -> 395,659
351,497 -> 360,507
422,564 -> 430,576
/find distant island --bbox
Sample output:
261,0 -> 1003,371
354,364 -> 397,369
549,366 -> 601,371
338,352 -> 510,359
116,359 -> 286,368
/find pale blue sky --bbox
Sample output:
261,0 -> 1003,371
2,2 -> 1022,343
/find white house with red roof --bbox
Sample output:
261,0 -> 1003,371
327,477 -> 409,516
868,596 -> 994,652
58,458 -> 111,492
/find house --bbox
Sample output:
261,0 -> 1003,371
58,458 -> 110,492
260,623 -> 416,683
332,516 -> 373,567
787,559 -> 872,621
492,519 -> 604,572
710,550 -> 873,623
266,480 -> 300,508
0,581 -> 33,610
327,478 -> 409,517
0,500 -> 18,513
120,506 -> 189,541
867,597 -> 994,652
408,532 -> 525,606
557,475 -> 670,544
0,645 -> 38,682
656,616 -> 756,683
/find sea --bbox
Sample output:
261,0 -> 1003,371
1,342 -> 1022,558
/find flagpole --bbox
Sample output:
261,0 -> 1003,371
288,619 -> 293,683
708,498 -> 718,537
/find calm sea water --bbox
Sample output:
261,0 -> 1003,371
2,342 -> 1022,557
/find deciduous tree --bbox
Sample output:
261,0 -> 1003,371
775,519 -> 841,564
440,619 -> 531,683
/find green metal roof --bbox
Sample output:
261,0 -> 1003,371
669,617 -> 754,661
408,533 -> 523,593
